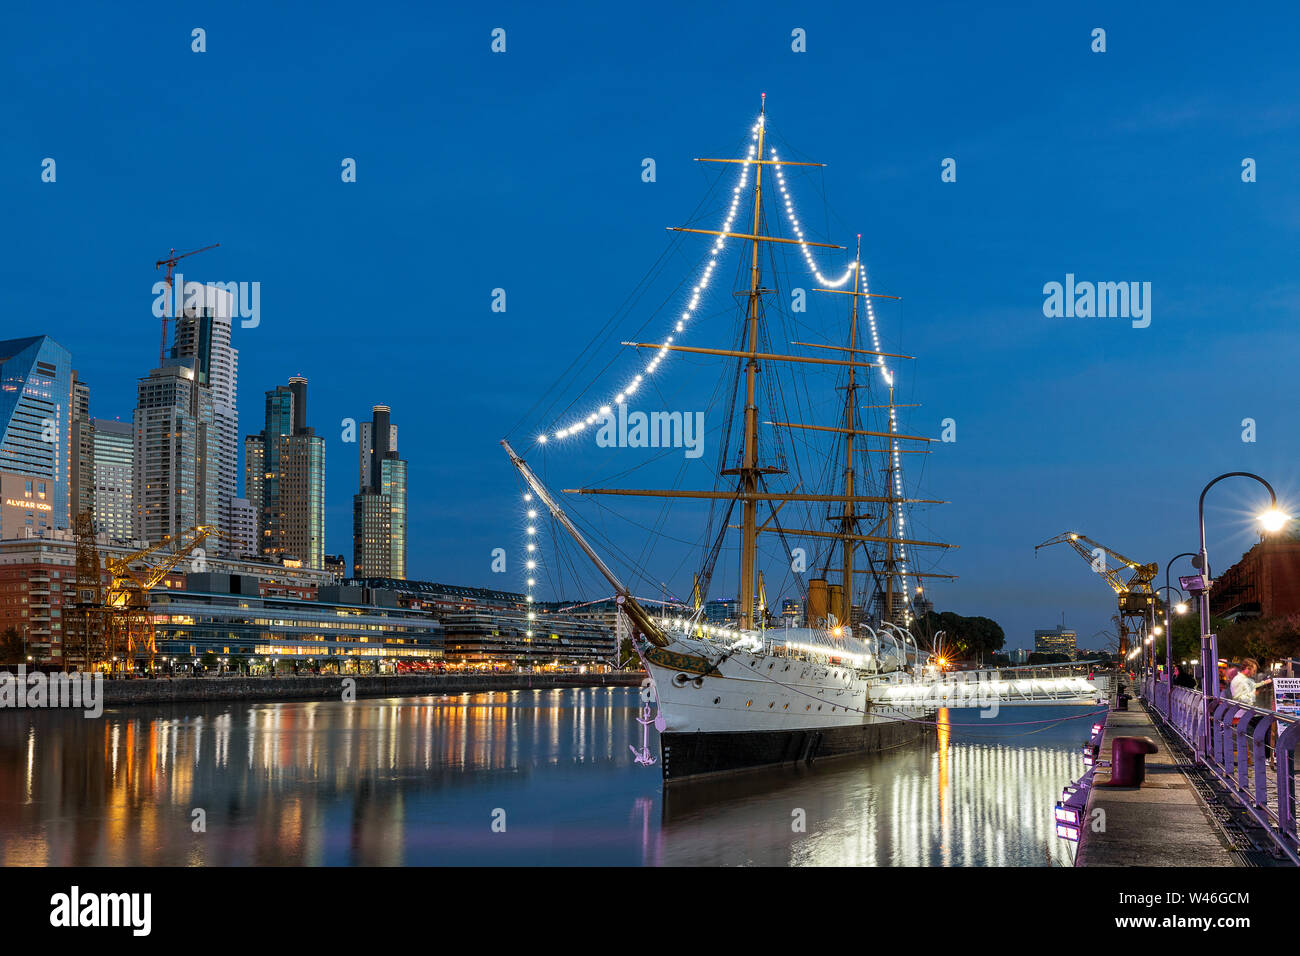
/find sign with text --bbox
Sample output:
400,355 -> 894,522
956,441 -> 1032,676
1273,677 -> 1300,716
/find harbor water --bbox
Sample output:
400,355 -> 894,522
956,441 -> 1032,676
0,687 -> 1095,866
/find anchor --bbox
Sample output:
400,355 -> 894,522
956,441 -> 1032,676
630,702 -> 664,766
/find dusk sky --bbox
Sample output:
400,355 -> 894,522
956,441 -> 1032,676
6,2 -> 1300,651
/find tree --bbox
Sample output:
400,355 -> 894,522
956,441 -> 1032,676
0,627 -> 22,665
1028,652 -> 1071,665
921,611 -> 1006,663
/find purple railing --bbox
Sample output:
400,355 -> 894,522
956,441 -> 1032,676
1141,674 -> 1298,864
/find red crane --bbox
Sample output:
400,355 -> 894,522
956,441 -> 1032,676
155,243 -> 220,365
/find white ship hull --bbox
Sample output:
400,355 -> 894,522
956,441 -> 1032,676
639,632 -> 932,782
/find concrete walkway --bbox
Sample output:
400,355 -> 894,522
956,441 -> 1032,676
1077,700 -> 1239,867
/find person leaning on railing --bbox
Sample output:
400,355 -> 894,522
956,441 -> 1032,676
1230,659 -> 1270,707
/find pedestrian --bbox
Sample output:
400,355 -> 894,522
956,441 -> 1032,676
1230,659 -> 1270,707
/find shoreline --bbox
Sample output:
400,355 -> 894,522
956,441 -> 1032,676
95,671 -> 646,707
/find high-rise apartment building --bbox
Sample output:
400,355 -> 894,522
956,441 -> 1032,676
352,405 -> 406,579
70,371 -> 94,522
91,418 -> 134,541
0,336 -> 73,539
172,286 -> 239,554
133,362 -> 219,545
247,377 -> 325,569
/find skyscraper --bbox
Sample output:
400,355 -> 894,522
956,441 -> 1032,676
0,336 -> 73,539
172,286 -> 239,554
70,371 -> 94,522
247,377 -> 325,569
91,418 -> 134,541
353,404 -> 407,579
133,362 -> 219,545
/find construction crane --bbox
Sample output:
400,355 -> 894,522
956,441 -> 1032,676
154,243 -> 220,366
1035,532 -> 1157,657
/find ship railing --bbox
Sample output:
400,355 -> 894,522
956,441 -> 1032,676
1140,673 -> 1299,865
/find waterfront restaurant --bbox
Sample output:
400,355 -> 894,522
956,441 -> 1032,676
151,574 -> 444,670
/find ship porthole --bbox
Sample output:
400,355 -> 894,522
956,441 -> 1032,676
713,697 -> 720,705
692,677 -> 704,688
746,699 -> 753,707
672,673 -> 690,687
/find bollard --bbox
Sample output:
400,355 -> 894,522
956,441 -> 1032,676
1095,736 -> 1159,787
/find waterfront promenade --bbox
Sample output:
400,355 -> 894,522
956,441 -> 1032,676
94,671 -> 644,706
1078,687 -> 1237,867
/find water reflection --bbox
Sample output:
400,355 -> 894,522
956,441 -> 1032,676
0,689 -> 1091,866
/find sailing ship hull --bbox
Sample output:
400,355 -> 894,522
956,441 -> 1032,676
660,719 -> 931,783
641,639 -> 933,784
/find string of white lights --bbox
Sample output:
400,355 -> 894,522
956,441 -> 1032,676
769,148 -> 856,288
767,152 -> 914,618
523,492 -> 539,639
540,122 -> 765,446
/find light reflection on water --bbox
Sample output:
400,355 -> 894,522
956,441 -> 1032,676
0,687 -> 1091,866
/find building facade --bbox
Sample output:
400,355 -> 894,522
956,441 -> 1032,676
352,405 -> 407,579
1033,625 -> 1078,658
70,371 -> 94,522
172,286 -> 240,555
152,576 -> 444,665
247,378 -> 325,569
133,362 -> 219,545
0,336 -> 73,538
1210,536 -> 1300,621
91,418 -> 134,542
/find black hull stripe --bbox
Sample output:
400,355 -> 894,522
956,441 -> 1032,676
661,719 -> 933,784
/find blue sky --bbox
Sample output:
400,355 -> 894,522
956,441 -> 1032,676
5,2 -> 1300,650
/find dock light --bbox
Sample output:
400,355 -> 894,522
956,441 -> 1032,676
1259,508 -> 1289,532
1054,803 -> 1082,826
1152,625 -> 1163,636
1055,822 -> 1081,842
1175,602 -> 1188,614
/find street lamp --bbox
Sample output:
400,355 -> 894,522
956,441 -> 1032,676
1153,582 -> 1187,712
1194,472 -> 1288,759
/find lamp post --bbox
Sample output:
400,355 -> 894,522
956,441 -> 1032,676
1194,472 -> 1287,760
1153,582 -> 1188,717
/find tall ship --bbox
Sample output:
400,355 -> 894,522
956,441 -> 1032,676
503,97 -> 955,783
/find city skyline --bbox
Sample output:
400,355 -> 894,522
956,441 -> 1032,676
6,7 -> 1300,650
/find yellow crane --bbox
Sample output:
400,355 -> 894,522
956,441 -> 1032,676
1035,532 -> 1157,658
103,525 -> 230,671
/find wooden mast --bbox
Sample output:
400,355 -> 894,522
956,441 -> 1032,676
737,96 -> 767,630
839,236 -> 863,627
528,99 -> 957,636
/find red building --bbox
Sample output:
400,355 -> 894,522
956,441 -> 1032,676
1210,538 -> 1300,621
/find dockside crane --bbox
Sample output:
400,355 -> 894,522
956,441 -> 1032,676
1035,532 -> 1157,657
104,525 -> 230,668
70,516 -> 230,672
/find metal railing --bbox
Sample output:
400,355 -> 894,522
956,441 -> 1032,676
1143,674 -> 1299,864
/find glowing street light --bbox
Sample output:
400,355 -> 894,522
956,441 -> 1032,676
1194,472 -> 1282,759
1259,508 -> 1290,533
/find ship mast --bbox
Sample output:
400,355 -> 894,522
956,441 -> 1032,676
736,96 -> 768,630
559,97 -> 957,633
838,236 -> 863,626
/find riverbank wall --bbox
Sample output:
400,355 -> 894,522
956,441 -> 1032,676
101,671 -> 646,707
